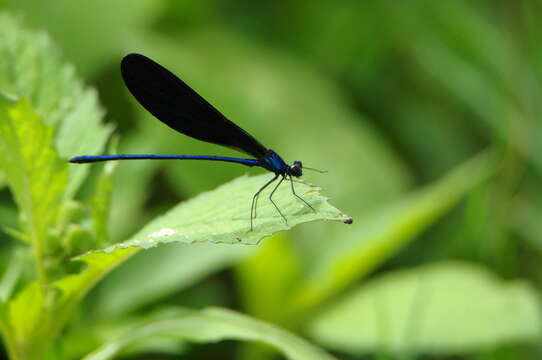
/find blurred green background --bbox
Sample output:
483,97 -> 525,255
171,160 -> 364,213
1,0 -> 541,359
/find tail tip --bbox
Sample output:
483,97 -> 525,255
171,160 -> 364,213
69,156 -> 83,163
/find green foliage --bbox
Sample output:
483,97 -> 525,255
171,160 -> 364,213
1,0 -> 164,76
83,307 -> 338,360
291,152 -> 495,314
0,14 -> 112,199
234,152 -> 496,347
0,1 -> 541,359
0,97 -> 66,281
0,13 -> 349,360
309,261 -> 541,356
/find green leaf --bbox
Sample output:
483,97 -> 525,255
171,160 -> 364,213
0,13 -> 111,198
0,96 -> 67,281
308,261 -> 542,356
85,174 -> 350,252
2,282 -> 48,360
289,152 -> 495,313
1,247 -> 136,360
57,89 -> 111,199
82,307 -> 338,360
54,248 -> 139,320
0,248 -> 24,302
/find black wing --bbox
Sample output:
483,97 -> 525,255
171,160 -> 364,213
121,53 -> 269,159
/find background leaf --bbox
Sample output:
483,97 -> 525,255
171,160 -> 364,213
83,307 -> 338,360
308,261 -> 542,356
2,0 -> 165,76
0,96 -> 66,281
0,13 -> 111,199
290,152 -> 495,314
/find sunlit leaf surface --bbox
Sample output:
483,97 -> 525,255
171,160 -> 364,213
85,174 -> 350,252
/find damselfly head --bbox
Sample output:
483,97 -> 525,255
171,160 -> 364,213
289,160 -> 303,177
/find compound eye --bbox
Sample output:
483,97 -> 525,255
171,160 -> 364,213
290,161 -> 303,177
